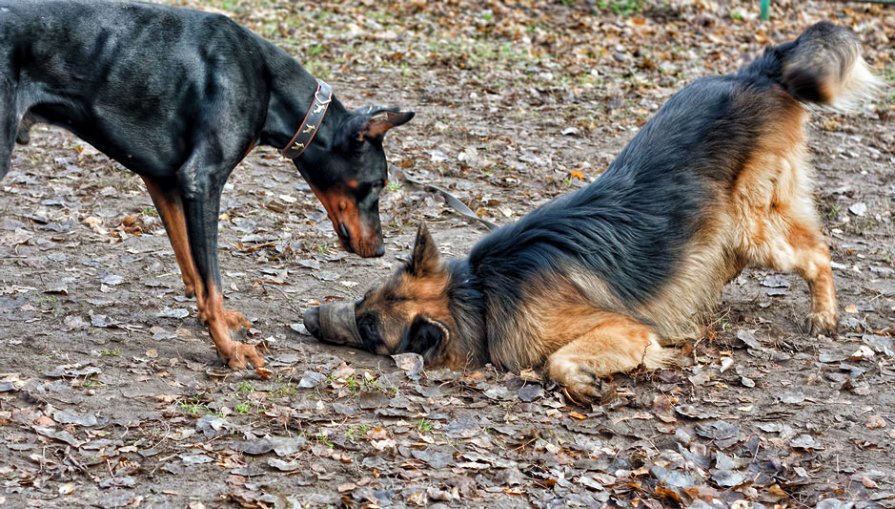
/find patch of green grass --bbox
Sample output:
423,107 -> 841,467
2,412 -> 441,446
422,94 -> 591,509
345,376 -> 361,393
177,398 -> 208,416
307,43 -> 325,58
366,10 -> 394,23
234,402 -> 252,415
236,381 -> 254,395
316,432 -> 334,448
210,0 -> 239,11
345,424 -> 371,441
526,22 -> 549,34
82,379 -> 102,389
597,0 -> 642,16
416,418 -> 434,434
270,384 -> 297,399
141,207 -> 159,218
386,181 -> 402,192
302,61 -> 332,81
827,204 -> 842,220
883,66 -> 895,84
100,349 -> 121,357
37,295 -> 57,306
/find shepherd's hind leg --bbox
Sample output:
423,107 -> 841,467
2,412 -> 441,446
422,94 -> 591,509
774,224 -> 837,335
545,314 -> 676,403
749,215 -> 837,335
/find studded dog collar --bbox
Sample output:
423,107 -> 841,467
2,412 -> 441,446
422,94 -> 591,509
281,79 -> 333,158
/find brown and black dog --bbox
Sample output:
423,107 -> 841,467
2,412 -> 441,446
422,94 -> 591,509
304,22 -> 879,400
1,2 -> 413,377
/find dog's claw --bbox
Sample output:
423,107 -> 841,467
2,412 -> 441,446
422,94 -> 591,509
221,342 -> 267,378
224,310 -> 252,332
807,311 -> 838,337
548,359 -> 606,404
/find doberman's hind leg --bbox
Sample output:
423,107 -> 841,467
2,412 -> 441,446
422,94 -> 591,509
545,313 -> 675,403
177,150 -> 268,378
141,176 -> 202,299
141,176 -> 252,332
0,78 -> 19,181
15,111 -> 36,145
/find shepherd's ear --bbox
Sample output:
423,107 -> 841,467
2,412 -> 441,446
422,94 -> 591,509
408,223 -> 441,277
353,107 -> 414,141
402,315 -> 446,358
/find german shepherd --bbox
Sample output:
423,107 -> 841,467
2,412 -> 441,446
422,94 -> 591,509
303,22 -> 880,401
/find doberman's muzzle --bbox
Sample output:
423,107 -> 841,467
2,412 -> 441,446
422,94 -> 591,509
303,302 -> 361,347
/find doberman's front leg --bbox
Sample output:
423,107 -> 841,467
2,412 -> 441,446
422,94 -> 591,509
142,176 -> 252,331
178,161 -> 269,378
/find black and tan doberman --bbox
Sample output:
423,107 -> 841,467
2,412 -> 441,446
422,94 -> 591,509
0,1 -> 413,377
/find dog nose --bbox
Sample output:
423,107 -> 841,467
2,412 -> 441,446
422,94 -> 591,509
303,307 -> 321,337
373,243 -> 385,257
338,223 -> 350,242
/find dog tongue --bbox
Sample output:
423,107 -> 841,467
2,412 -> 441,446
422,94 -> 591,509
319,302 -> 362,345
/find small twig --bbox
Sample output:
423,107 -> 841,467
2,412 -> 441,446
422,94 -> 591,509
393,169 -> 498,231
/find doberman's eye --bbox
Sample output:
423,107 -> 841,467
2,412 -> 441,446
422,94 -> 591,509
356,183 -> 374,198
355,181 -> 385,202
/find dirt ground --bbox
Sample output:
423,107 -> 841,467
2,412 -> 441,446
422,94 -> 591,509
1,1 -> 894,507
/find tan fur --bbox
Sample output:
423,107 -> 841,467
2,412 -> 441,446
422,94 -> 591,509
141,177 -> 264,375
637,92 -> 838,339
495,72 -> 848,394
545,313 -> 674,401
308,183 -> 380,257
726,99 -> 837,333
345,38 -> 876,402
356,270 -> 456,356
489,275 -> 677,377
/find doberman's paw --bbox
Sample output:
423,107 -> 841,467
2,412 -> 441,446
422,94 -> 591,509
807,310 -> 838,337
225,342 -> 269,379
224,310 -> 252,332
199,309 -> 249,331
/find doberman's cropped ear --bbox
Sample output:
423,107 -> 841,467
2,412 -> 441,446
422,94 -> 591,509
408,222 -> 442,277
401,315 -> 446,358
353,107 -> 415,141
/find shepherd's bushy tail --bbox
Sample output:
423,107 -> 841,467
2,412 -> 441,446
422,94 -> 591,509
745,21 -> 882,110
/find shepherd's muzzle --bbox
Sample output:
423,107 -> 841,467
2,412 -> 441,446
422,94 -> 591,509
303,302 -> 361,346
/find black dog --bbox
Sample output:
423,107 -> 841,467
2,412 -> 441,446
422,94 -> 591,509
0,1 -> 413,376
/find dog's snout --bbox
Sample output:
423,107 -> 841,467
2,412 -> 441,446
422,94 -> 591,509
303,307 -> 321,337
338,223 -> 350,242
373,243 -> 385,257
